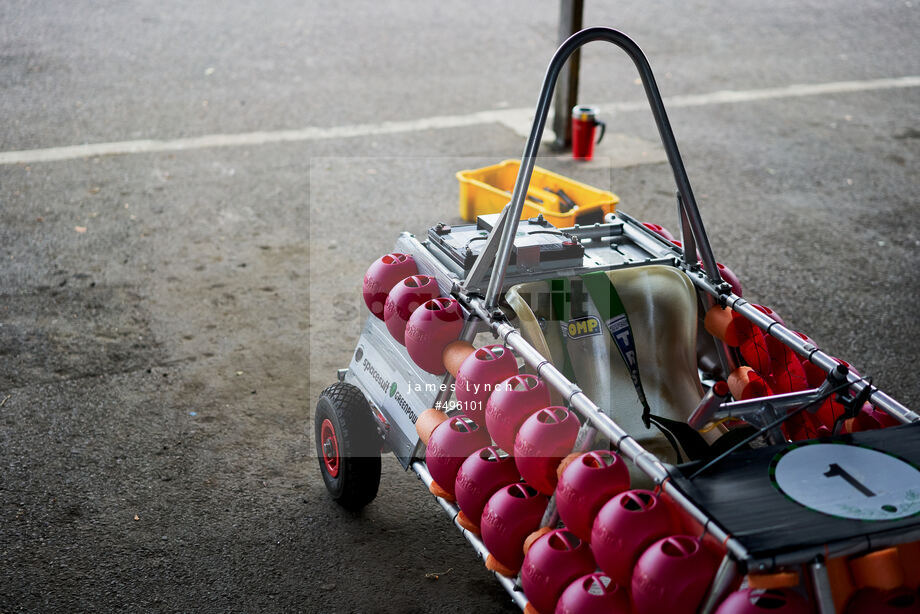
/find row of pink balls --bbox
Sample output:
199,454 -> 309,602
415,339 -> 814,613
428,420 -> 811,614
419,364 -> 713,613
363,253 -> 465,375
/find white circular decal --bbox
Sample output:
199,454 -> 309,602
771,443 -> 920,521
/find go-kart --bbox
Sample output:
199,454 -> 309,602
314,27 -> 920,614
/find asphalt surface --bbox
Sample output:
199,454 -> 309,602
1,1 -> 918,613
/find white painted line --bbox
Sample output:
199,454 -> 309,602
630,75 -> 920,111
497,75 -> 920,138
1,76 -> 918,165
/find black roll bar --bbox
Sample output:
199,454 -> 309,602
461,27 -> 723,306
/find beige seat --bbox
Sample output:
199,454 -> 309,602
506,265 -> 710,475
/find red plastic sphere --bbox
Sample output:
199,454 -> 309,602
715,588 -> 812,614
590,489 -> 674,586
425,416 -> 491,497
794,330 -> 819,348
845,588 -> 920,614
803,359 -> 827,388
454,344 -> 519,424
362,253 -> 418,319
752,304 -> 786,327
521,528 -> 596,614
642,222 -> 676,242
513,407 -> 580,495
844,403 -> 901,433
454,446 -> 520,527
728,366 -> 774,401
766,337 -> 809,394
739,329 -> 772,375
844,588 -> 920,614
480,483 -> 549,572
405,297 -> 464,375
485,374 -> 552,452
383,275 -> 439,344
716,262 -> 743,297
555,573 -> 630,614
556,450 -> 631,543
631,535 -> 719,614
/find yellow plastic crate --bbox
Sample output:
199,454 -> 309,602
456,159 -> 618,227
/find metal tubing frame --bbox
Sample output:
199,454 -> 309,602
809,558 -> 837,614
463,26 -> 722,306
455,284 -> 920,574
465,295 -> 750,563
411,461 -> 529,610
394,28 -> 919,595
700,554 -> 742,614
461,287 -> 920,575
456,26 -> 918,425
698,283 -> 919,425
713,381 -> 839,423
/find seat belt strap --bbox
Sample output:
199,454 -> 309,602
581,272 -> 653,427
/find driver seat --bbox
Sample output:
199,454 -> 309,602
505,265 -> 715,474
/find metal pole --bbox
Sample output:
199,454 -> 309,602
551,0 -> 584,150
700,555 -> 742,614
809,558 -> 837,614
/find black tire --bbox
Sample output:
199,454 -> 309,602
314,382 -> 382,511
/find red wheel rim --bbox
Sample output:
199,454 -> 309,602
320,419 -> 340,477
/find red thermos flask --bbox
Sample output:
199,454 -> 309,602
571,105 -> 606,161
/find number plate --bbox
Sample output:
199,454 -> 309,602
770,442 -> 920,521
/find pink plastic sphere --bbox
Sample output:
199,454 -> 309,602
454,446 -> 520,527
631,535 -> 719,614
752,304 -> 786,327
642,222 -> 676,242
513,407 -> 580,495
425,416 -> 491,497
845,588 -> 920,614
555,573 -> 630,614
480,483 -> 549,572
556,450 -> 630,542
590,489 -> 674,586
521,528 -> 596,614
405,297 -> 464,375
715,588 -> 812,614
383,275 -> 439,344
362,253 -> 418,319
454,344 -> 519,424
716,262 -> 743,297
485,374 -> 552,452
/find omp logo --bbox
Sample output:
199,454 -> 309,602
564,316 -> 601,340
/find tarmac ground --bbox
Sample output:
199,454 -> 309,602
1,1 -> 918,612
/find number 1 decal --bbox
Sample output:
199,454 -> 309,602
823,463 -> 876,498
